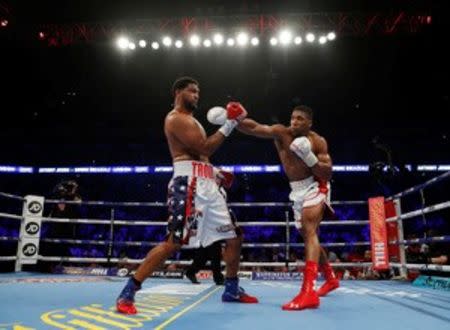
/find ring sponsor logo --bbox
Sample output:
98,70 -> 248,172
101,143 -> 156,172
27,201 -> 43,214
22,243 -> 37,257
117,268 -> 129,277
25,222 -> 40,235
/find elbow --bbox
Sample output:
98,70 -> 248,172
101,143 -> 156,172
200,144 -> 215,157
323,166 -> 333,181
313,165 -> 332,181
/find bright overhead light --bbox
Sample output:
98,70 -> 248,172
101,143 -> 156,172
151,42 -> 159,50
162,36 -> 172,47
175,40 -> 183,48
294,36 -> 302,45
203,39 -> 212,47
227,38 -> 235,46
190,35 -> 201,47
327,32 -> 336,40
306,33 -> 315,42
279,29 -> 293,45
270,37 -> 278,46
117,37 -> 129,49
250,37 -> 259,46
213,34 -> 224,45
138,40 -> 147,48
237,32 -> 249,46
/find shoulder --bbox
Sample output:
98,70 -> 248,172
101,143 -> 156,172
272,124 -> 290,137
310,131 -> 327,143
165,110 -> 193,126
310,131 -> 328,150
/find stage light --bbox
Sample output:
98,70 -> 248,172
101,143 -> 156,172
294,36 -> 302,45
117,37 -> 129,49
162,36 -> 172,47
174,40 -> 183,48
227,38 -> 235,46
213,34 -> 224,45
279,29 -> 293,45
306,33 -> 315,42
236,32 -> 248,46
190,35 -> 201,47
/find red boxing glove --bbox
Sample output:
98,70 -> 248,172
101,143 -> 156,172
226,102 -> 247,122
217,170 -> 234,189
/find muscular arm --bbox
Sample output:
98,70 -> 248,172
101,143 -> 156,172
166,115 -> 226,157
311,137 -> 333,181
238,118 -> 284,139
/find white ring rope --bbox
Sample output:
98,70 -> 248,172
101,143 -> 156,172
39,216 -> 369,227
390,263 -> 450,272
386,201 -> 450,223
387,171 -> 450,200
39,238 -> 372,248
0,191 -> 25,201
41,200 -> 367,207
0,236 -> 18,241
0,256 -> 17,261
0,212 -> 23,221
36,255 -> 373,268
389,235 -> 450,245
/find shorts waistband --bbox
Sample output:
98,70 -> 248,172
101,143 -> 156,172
289,176 -> 315,190
173,161 -> 215,180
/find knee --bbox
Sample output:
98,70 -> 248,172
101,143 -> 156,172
301,227 -> 317,240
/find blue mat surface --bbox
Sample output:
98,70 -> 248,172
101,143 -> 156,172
0,273 -> 449,330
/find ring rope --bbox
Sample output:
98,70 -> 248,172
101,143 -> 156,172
387,171 -> 450,201
0,212 -> 23,221
0,236 -> 18,241
0,256 -> 17,261
0,191 -> 25,201
389,235 -> 450,245
35,255 -> 374,268
39,216 -> 369,227
390,262 -> 450,272
386,201 -> 450,222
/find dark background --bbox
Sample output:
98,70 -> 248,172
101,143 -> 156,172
0,0 -> 448,167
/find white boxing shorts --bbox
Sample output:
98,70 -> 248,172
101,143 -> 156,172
289,176 -> 333,229
167,161 -> 237,247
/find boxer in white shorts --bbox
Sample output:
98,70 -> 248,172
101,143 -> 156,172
289,177 -> 332,229
169,161 -> 237,248
232,104 -> 340,310
116,77 -> 257,315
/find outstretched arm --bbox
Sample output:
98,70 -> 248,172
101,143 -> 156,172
238,118 -> 285,139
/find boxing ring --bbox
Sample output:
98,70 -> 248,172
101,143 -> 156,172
0,171 -> 449,329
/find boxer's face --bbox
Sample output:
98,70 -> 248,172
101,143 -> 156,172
177,83 -> 199,111
290,110 -> 312,135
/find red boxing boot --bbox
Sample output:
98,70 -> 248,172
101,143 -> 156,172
282,260 -> 320,311
317,262 -> 340,297
116,299 -> 137,314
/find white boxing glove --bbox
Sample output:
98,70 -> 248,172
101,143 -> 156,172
289,137 -> 318,167
207,106 -> 238,137
207,106 -> 227,125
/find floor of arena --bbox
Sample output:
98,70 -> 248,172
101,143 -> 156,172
0,273 -> 449,330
